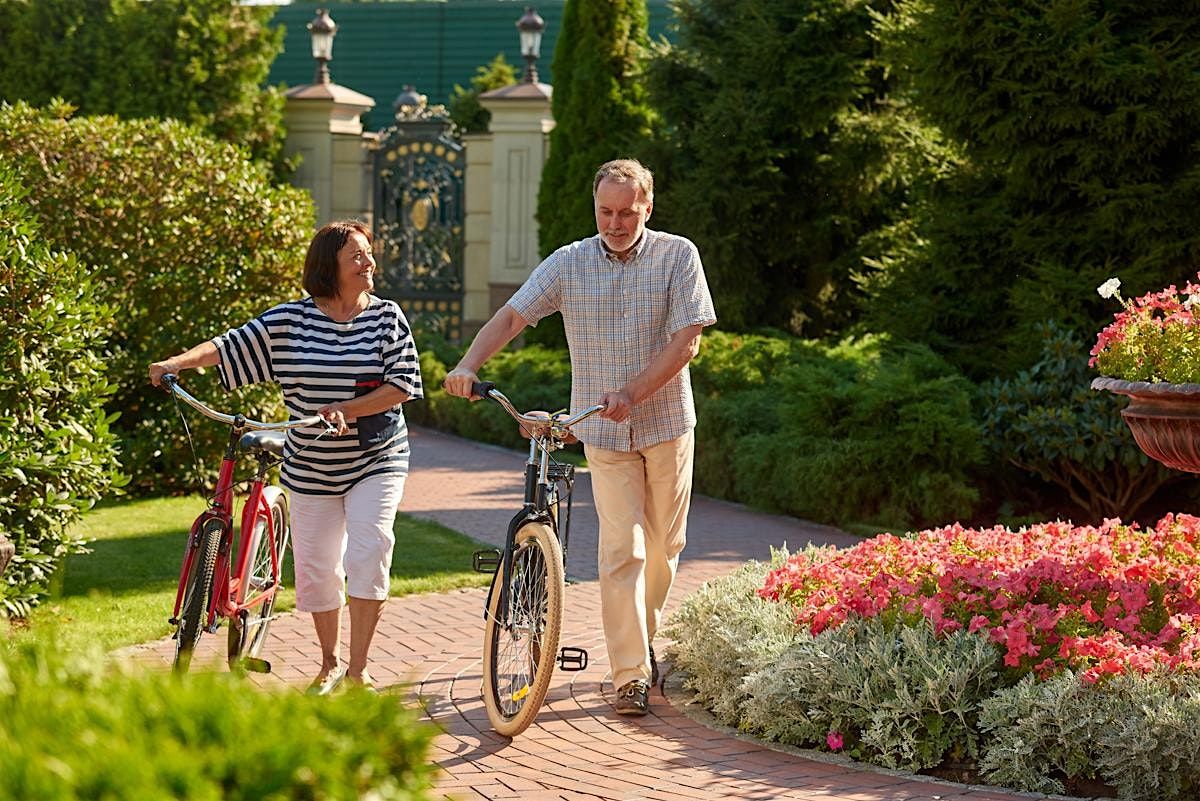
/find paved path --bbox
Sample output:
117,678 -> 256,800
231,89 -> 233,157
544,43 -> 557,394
145,426 -> 1085,801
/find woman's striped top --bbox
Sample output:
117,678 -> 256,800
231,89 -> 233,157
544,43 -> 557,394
212,295 -> 423,496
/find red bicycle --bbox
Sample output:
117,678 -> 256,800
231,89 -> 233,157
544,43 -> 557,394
161,374 -> 332,673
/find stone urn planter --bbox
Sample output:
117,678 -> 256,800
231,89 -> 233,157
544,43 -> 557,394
1092,376 -> 1200,473
0,531 -> 13,577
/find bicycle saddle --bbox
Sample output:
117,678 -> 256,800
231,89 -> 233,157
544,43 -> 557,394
239,430 -> 286,456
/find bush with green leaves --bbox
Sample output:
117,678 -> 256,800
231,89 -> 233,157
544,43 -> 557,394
864,0 -> 1200,378
0,642 -> 435,800
405,337 -> 574,452
979,671 -> 1200,800
982,322 -> 1181,522
691,330 -> 983,532
0,0 -> 288,173
0,158 -> 123,616
0,102 -> 314,495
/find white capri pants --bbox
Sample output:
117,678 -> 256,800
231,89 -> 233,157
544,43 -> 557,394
288,472 -> 407,613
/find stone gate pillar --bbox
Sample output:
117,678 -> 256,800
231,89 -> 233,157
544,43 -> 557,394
284,81 -> 376,228
464,81 -> 554,334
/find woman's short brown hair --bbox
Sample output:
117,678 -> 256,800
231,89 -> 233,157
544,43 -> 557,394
302,220 -> 373,299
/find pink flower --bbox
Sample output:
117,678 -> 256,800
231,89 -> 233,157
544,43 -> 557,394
826,731 -> 844,751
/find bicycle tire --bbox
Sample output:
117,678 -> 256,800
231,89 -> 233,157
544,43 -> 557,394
174,518 -> 222,673
227,492 -> 289,666
482,521 -> 564,737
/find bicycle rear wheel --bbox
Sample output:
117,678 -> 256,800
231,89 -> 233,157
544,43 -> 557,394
482,521 -> 564,737
174,518 -> 222,673
228,492 -> 289,666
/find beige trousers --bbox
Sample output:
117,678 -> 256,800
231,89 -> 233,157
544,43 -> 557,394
584,429 -> 695,689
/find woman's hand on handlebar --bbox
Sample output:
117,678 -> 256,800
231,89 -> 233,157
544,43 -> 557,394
149,360 -> 180,388
443,366 -> 483,400
318,402 -> 350,436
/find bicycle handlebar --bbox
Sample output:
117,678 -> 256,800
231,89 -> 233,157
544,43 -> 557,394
471,381 -> 606,432
162,374 -> 332,432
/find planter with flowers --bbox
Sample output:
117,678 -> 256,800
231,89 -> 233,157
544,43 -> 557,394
1091,276 -> 1200,473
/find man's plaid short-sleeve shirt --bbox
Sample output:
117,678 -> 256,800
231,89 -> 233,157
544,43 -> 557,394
507,229 -> 716,452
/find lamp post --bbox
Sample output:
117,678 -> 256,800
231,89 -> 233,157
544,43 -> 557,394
307,8 -> 337,85
516,6 -> 545,84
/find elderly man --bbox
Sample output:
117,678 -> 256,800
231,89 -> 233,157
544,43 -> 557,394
444,158 -> 716,715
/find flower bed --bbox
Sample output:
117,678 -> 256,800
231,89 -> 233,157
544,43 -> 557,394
760,515 -> 1200,683
666,527 -> 1200,799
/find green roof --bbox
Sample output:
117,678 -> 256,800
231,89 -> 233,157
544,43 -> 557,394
266,1 -> 676,132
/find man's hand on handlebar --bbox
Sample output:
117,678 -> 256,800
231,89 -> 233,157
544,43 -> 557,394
443,366 -> 483,400
598,389 -> 634,423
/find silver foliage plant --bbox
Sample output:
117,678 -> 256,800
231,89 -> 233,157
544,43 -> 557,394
666,554 -> 1200,799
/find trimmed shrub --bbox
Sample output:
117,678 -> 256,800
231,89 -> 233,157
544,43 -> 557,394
692,330 -> 983,532
982,322 -> 1182,522
413,329 -> 980,530
406,337 -> 574,452
0,158 -> 123,616
0,642 -> 436,800
0,102 -> 313,495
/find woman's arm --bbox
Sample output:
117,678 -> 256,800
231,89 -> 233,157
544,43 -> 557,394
149,340 -> 221,386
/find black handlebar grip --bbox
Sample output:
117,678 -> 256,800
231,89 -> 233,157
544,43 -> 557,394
472,380 -> 496,400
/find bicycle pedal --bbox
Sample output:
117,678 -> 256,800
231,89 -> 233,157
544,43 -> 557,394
472,549 -> 501,574
557,646 -> 588,671
239,657 -> 272,674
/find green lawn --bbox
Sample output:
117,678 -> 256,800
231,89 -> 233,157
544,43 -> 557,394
4,496 -> 492,656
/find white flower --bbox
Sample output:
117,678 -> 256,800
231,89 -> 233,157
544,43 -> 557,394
1096,278 -> 1122,300
1186,294 -> 1200,310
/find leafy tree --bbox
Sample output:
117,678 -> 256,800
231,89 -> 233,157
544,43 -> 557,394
536,0 -> 656,256
448,54 -> 518,135
0,157 -> 123,615
865,0 -> 1200,377
0,102 -> 313,496
645,0 -> 923,337
0,0 -> 287,172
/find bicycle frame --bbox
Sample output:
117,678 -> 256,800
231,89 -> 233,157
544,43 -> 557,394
170,428 -> 285,631
472,383 -> 602,627
163,374 -> 328,663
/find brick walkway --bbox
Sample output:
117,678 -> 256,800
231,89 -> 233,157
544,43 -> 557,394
143,426 -> 1084,801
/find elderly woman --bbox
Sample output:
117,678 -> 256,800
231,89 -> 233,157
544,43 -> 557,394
149,220 -> 422,693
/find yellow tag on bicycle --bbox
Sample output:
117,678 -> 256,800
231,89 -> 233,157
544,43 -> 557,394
512,684 -> 530,702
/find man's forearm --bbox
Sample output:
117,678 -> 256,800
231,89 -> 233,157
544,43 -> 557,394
456,305 -> 529,372
623,326 -> 703,404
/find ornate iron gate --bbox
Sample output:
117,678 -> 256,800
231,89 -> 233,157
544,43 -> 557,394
373,87 -> 465,342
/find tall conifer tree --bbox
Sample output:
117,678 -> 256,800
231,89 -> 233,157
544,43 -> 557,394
536,0 -> 656,257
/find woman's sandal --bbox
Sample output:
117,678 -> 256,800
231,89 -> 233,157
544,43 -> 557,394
344,670 -> 378,693
305,666 -> 346,696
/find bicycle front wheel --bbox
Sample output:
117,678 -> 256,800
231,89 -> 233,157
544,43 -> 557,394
174,518 -> 222,673
228,492 -> 289,666
482,521 -> 564,737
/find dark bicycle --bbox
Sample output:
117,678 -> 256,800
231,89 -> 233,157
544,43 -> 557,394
468,381 -> 605,736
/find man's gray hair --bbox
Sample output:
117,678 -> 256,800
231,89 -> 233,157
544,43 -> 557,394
593,159 -> 654,202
